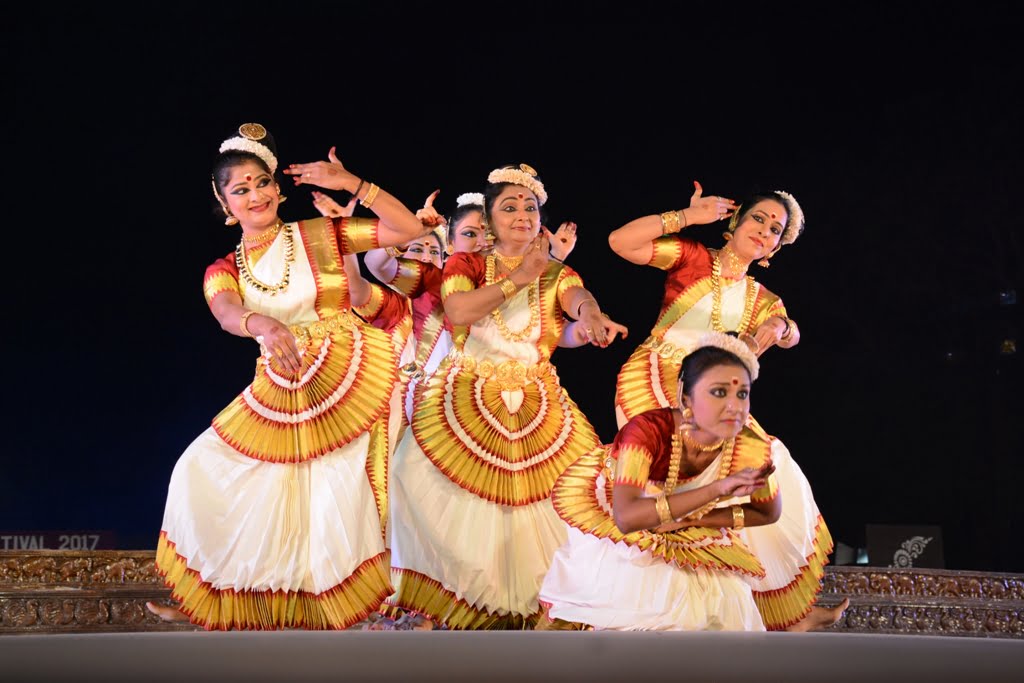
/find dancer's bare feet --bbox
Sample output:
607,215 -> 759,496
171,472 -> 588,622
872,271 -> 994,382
146,601 -> 191,623
786,598 -> 850,632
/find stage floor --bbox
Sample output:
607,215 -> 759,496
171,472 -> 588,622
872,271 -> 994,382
3,630 -> 1023,683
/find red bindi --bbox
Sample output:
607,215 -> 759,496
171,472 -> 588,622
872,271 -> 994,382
517,193 -> 524,199
731,377 -> 740,386
770,212 -> 778,219
245,174 -> 253,182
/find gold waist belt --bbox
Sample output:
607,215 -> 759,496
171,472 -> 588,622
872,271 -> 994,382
288,311 -> 356,346
639,335 -> 689,363
449,351 -> 551,391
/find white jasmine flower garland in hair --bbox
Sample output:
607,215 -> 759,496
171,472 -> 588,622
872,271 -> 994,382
219,137 -> 279,174
773,190 -> 804,245
456,192 -> 485,208
693,331 -> 760,381
486,164 -> 548,205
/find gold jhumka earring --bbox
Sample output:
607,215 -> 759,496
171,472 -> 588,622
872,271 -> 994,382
211,178 -> 239,225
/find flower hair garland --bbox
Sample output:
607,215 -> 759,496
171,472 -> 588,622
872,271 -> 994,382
486,163 -> 548,205
218,125 -> 278,174
692,331 -> 760,381
773,190 -> 805,245
456,192 -> 485,208
219,137 -> 279,174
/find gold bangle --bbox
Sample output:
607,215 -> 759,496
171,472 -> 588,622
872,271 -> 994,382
360,182 -> 381,209
655,493 -> 674,526
385,246 -> 402,258
575,298 -> 598,317
659,210 -> 681,235
779,316 -> 794,341
497,278 -> 518,300
732,505 -> 745,531
239,310 -> 258,338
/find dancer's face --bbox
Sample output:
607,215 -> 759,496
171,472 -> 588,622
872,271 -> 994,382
449,209 -> 487,254
730,199 -> 786,262
221,160 -> 281,230
403,233 -> 443,268
680,363 -> 751,442
490,185 -> 540,249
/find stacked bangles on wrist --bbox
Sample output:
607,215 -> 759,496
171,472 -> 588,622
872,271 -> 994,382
660,209 -> 687,235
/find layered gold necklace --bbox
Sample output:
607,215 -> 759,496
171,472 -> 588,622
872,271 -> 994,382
710,252 -> 756,334
235,222 -> 294,296
484,253 -> 539,343
666,428 -> 735,522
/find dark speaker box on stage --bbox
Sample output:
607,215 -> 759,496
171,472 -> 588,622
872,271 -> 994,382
865,524 -> 945,568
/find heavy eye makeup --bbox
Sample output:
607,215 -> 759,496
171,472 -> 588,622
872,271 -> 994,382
752,212 -> 783,235
709,386 -> 750,399
230,176 -> 272,195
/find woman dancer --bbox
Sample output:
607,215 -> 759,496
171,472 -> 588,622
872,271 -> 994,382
607,182 -> 839,631
147,125 -> 426,630
387,164 -> 626,629
540,332 -> 780,630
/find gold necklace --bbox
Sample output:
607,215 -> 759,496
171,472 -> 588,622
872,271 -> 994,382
682,430 -> 725,453
666,428 -> 735,522
236,223 -> 294,296
493,251 -> 524,271
485,253 -> 539,343
718,245 -> 748,278
241,220 -> 283,246
710,254 -> 757,334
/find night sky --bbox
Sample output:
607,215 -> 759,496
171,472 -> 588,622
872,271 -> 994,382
8,7 -> 1022,571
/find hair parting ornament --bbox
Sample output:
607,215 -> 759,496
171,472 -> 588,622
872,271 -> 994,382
218,122 -> 279,174
486,163 -> 548,205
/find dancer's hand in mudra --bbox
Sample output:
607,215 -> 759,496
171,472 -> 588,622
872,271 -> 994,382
284,146 -> 359,192
549,222 -> 577,262
517,232 -> 550,281
716,464 -> 774,499
251,316 -> 303,375
579,307 -> 629,348
416,189 -> 447,230
687,180 -> 738,225
312,191 -> 357,219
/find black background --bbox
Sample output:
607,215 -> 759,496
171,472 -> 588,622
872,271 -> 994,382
7,5 -> 1022,571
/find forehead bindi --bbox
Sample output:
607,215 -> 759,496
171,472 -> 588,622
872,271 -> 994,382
499,188 -> 537,205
